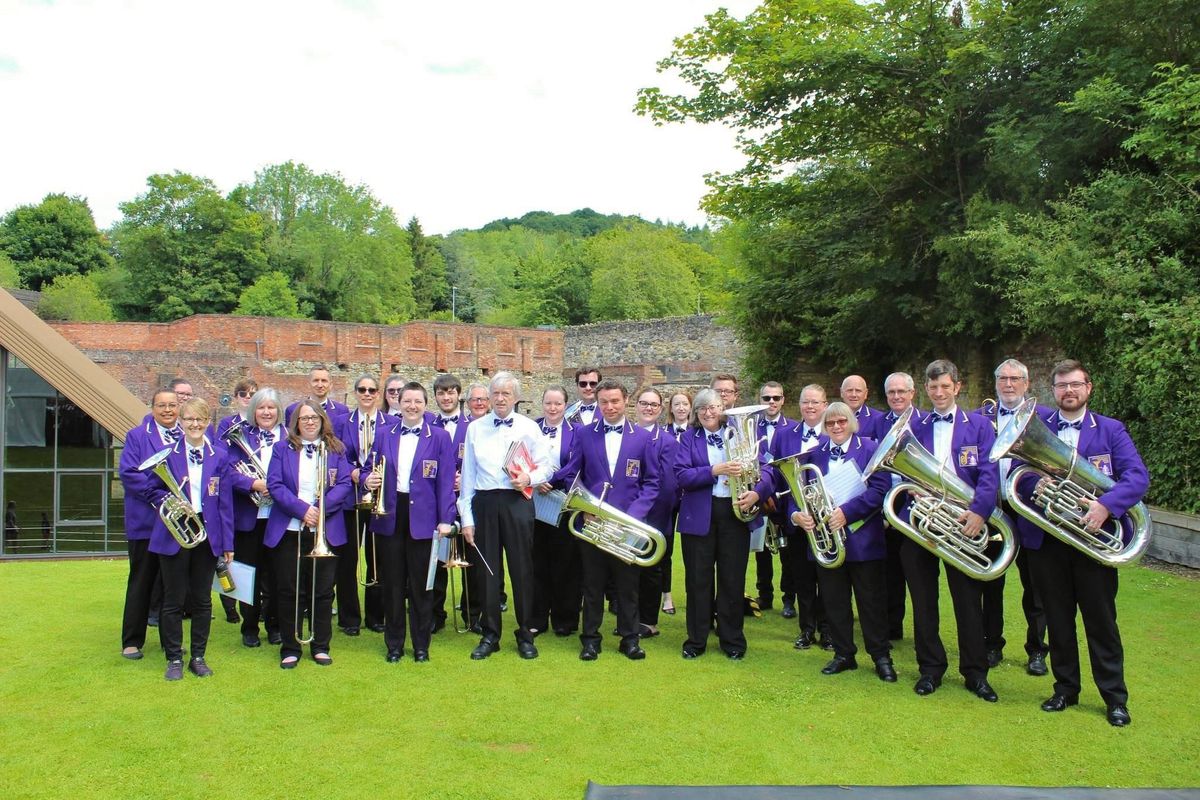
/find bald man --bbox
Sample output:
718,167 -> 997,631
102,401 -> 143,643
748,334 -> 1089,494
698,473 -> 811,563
840,375 -> 888,441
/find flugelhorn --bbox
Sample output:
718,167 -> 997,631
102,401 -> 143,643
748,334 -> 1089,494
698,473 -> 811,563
989,398 -> 1150,566
221,417 -> 270,507
863,408 -> 1017,581
544,477 -> 666,567
769,450 -> 846,568
138,447 -> 207,549
723,404 -> 769,522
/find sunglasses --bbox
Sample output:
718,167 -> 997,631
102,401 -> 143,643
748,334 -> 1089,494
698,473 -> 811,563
235,390 -> 254,399
578,380 -> 598,388
761,395 -> 783,402
385,388 -> 402,396
356,386 -> 378,394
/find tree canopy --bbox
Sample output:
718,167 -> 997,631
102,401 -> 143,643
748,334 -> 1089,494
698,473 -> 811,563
0,193 -> 114,291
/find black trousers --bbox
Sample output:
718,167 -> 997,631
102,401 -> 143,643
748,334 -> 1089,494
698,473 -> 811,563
471,490 -> 535,645
790,532 -> 826,637
817,559 -> 890,661
121,538 -> 159,650
681,498 -> 750,655
532,518 -> 582,634
983,543 -> 1047,657
377,495 -> 435,654
901,537 -> 990,683
580,542 -> 639,649
358,514 -> 385,629
1028,535 -> 1127,705
884,526 -> 908,637
333,511 -> 363,629
158,546 -> 216,662
234,519 -> 277,638
660,521 -> 677,595
272,531 -> 337,658
754,548 -> 776,603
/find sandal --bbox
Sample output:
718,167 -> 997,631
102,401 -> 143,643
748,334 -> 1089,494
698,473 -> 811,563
280,655 -> 299,670
662,593 -> 676,615
312,652 -> 333,666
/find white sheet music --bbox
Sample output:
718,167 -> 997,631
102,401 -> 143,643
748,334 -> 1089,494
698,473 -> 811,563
211,560 -> 255,604
824,459 -> 867,508
533,489 -> 568,526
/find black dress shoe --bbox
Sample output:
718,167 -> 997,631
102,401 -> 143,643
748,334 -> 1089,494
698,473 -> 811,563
147,616 -> 159,628
682,647 -> 704,659
967,678 -> 999,702
500,601 -> 508,612
986,648 -> 1003,668
579,645 -> 599,661
554,628 -> 574,637
1040,693 -> 1078,712
225,610 -> 241,624
267,631 -> 283,645
431,620 -> 446,634
725,650 -> 745,661
413,650 -> 429,663
621,643 -> 647,660
874,658 -> 898,682
242,634 -> 262,648
793,632 -> 814,650
340,625 -> 360,637
517,640 -> 538,660
468,622 -> 483,635
821,655 -> 858,675
386,649 -> 402,663
470,640 -> 499,660
367,623 -> 386,633
819,637 -> 834,651
1106,703 -> 1131,727
914,675 -> 941,696
781,602 -> 797,619
756,597 -> 774,611
1027,651 -> 1049,676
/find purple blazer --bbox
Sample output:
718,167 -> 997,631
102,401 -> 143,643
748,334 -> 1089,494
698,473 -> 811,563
225,424 -> 279,533
784,436 -> 890,562
854,404 -> 889,441
909,406 -> 999,521
146,439 -> 234,558
643,424 -> 679,535
1013,408 -> 1149,550
367,419 -> 457,539
264,440 -> 354,549
562,418 -> 661,523
882,406 -> 928,430
119,419 -> 181,540
674,426 -> 775,536
535,416 -> 579,490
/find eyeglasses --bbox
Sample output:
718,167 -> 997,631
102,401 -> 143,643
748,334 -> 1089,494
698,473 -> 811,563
235,390 -> 254,398
800,400 -> 825,406
825,418 -> 849,427
996,376 -> 1026,384
578,380 -> 598,388
885,389 -> 912,396
180,417 -> 206,424
761,395 -> 783,402
356,386 -> 378,394
1053,381 -> 1088,391
153,403 -> 178,410
715,388 -> 736,396
637,401 -> 662,409
469,397 -> 489,403
297,415 -> 321,423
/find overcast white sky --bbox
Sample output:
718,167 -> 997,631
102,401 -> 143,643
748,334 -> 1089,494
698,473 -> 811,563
0,0 -> 760,234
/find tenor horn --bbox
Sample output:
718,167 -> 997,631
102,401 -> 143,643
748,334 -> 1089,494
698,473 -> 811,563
723,404 -> 769,522
138,447 -> 207,550
221,417 -> 270,507
769,450 -> 846,569
989,398 -> 1150,566
863,408 -> 1017,581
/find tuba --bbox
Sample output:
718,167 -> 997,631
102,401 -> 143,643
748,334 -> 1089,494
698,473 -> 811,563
769,450 -> 846,569
989,398 -> 1150,566
545,478 -> 666,567
723,404 -> 769,522
863,408 -> 1017,581
138,447 -> 207,549
221,417 -> 270,507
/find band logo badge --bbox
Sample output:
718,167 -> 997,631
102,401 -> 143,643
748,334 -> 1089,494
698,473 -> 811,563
1089,453 -> 1113,477
458,443 -> 465,460
625,459 -> 641,478
328,468 -> 338,484
958,446 -> 979,467
207,477 -> 220,496
422,460 -> 438,478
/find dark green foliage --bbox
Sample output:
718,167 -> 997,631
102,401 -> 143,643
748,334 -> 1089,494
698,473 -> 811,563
0,194 -> 115,291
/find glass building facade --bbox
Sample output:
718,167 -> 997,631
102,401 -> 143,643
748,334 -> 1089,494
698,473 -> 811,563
1,349 -> 125,555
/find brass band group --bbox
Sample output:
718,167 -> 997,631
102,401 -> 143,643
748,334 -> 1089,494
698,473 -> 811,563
117,356 -> 1149,727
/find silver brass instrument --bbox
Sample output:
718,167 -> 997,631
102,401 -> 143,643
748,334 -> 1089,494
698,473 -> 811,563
769,450 -> 846,569
356,454 -> 387,516
723,404 -> 769,522
764,518 -> 787,555
544,477 -> 666,567
989,398 -> 1150,566
442,525 -> 475,633
863,407 -> 1017,581
297,440 -> 335,645
221,417 -> 270,508
138,447 -> 207,549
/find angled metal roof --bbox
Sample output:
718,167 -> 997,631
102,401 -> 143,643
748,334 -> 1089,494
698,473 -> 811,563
0,289 -> 145,443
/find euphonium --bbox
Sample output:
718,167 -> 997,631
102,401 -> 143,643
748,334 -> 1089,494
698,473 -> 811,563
546,478 -> 666,567
989,397 -> 1150,566
863,407 -> 1017,581
221,417 -> 270,507
138,447 -> 207,549
297,440 -> 335,645
769,450 -> 846,569
723,404 -> 769,522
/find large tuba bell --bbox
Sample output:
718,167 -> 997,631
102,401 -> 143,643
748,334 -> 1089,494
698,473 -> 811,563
221,417 -> 270,508
723,404 -> 769,522
138,447 -> 207,549
863,408 -> 1017,581
545,478 -> 666,567
769,450 -> 846,568
989,398 -> 1150,566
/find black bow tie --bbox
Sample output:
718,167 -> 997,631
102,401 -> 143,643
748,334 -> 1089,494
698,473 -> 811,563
166,428 -> 182,442
1058,419 -> 1083,431
604,424 -> 623,434
578,404 -> 595,412
540,425 -> 557,438
437,415 -> 460,426
493,417 -> 513,428
829,445 -> 844,460
304,443 -> 318,458
706,432 -> 724,448
188,448 -> 204,465
932,412 -> 954,423
401,426 -> 421,436
259,428 -> 275,446
760,419 -> 778,428
803,428 -> 819,440
999,406 -> 1018,417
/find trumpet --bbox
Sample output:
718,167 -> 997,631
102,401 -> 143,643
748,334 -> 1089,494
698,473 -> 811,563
863,407 -> 1017,581
769,451 -> 846,568
989,398 -> 1150,566
138,447 -> 207,549
297,440 -> 335,646
723,404 -> 769,522
221,417 -> 270,507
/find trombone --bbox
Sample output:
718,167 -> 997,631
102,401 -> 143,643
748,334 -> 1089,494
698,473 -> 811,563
296,441 -> 336,646
356,454 -> 385,588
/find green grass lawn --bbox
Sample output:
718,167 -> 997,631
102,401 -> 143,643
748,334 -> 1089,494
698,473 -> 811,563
0,556 -> 1197,799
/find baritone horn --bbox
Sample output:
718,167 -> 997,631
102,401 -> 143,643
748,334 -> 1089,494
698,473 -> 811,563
138,447 -> 207,549
546,478 -> 666,567
989,398 -> 1150,566
297,440 -> 335,645
769,450 -> 846,568
723,404 -> 769,522
863,408 -> 1017,581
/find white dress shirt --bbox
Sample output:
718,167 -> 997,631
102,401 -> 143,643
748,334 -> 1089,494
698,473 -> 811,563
186,445 -> 205,512
395,424 -> 421,494
1057,410 -> 1085,449
287,441 -> 321,531
458,412 -> 552,527
705,430 -> 731,498
932,406 -> 957,465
